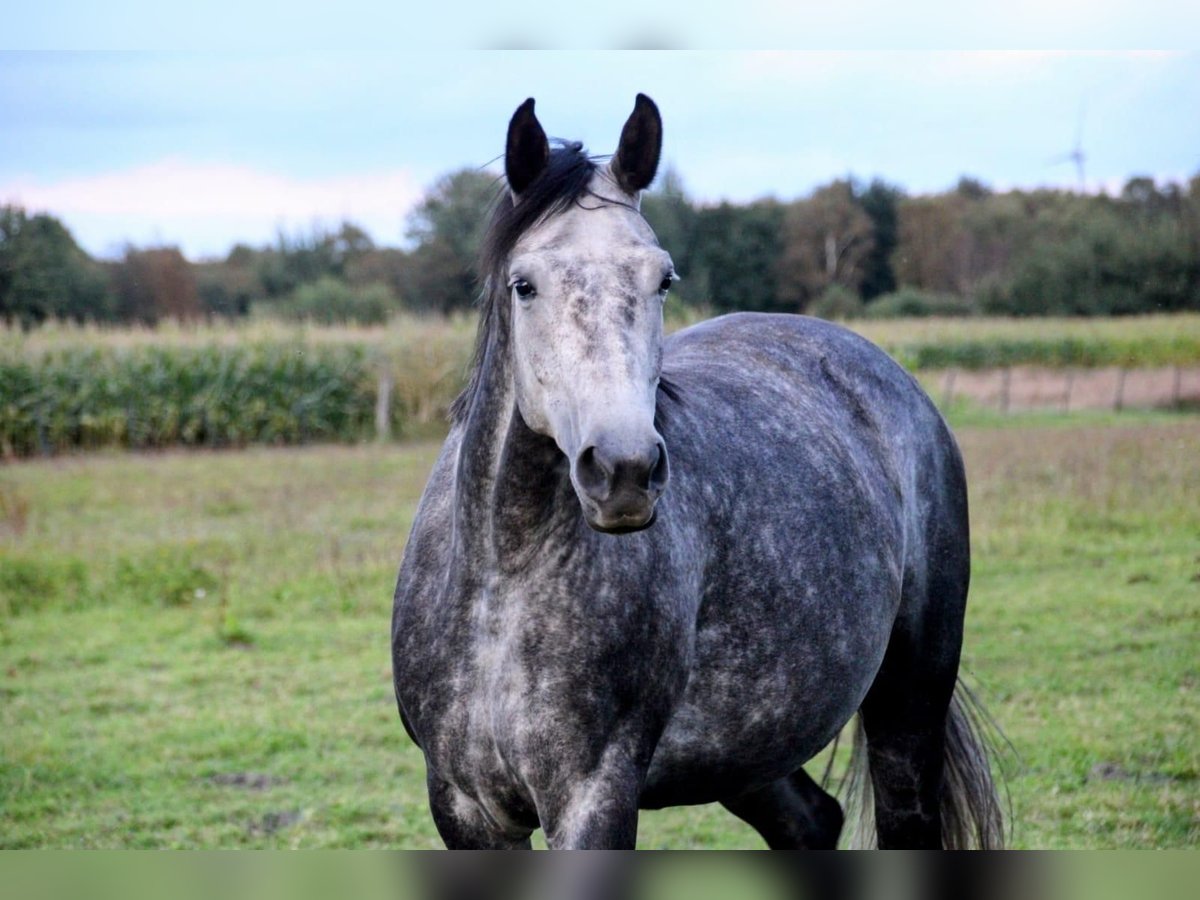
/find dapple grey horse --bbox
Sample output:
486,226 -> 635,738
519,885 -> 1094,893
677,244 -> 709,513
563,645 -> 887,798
392,94 -> 1002,849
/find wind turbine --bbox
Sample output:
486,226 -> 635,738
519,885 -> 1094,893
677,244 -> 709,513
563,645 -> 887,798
1048,100 -> 1087,192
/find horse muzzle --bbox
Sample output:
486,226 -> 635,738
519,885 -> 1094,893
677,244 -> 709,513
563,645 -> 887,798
572,436 -> 669,534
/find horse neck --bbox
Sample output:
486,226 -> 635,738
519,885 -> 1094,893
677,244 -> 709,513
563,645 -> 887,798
452,306 -> 566,573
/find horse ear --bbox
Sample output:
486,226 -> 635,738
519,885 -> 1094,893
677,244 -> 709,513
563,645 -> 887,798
506,98 -> 549,198
611,93 -> 662,195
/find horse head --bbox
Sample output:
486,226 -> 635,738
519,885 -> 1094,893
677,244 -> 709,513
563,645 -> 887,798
501,95 -> 673,534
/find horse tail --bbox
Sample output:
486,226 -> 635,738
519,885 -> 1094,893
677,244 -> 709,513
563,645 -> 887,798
939,682 -> 1007,848
840,680 -> 1007,849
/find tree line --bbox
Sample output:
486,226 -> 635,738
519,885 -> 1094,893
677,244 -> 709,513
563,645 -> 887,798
3,168 -> 1199,328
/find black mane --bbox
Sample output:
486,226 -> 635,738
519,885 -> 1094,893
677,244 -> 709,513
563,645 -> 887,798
479,140 -> 599,288
450,141 -> 600,423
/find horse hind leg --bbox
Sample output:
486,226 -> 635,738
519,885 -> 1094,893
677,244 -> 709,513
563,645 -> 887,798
721,767 -> 844,849
857,662 -> 953,847
855,543 -> 1003,848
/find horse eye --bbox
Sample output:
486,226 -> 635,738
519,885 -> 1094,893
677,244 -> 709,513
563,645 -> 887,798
658,276 -> 674,294
512,279 -> 536,299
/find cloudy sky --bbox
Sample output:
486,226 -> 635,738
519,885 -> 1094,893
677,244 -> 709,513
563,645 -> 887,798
2,48 -> 1198,260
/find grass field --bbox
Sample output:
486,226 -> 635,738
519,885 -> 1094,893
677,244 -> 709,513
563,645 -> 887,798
2,409 -> 1197,848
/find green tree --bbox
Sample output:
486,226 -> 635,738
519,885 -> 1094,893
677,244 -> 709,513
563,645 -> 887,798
894,188 -> 1029,301
1183,173 -> 1200,261
406,170 -> 497,263
858,180 -> 904,300
398,169 -> 496,314
980,196 -> 1200,316
344,247 -> 409,299
1120,176 -> 1164,215
775,181 -> 874,312
0,206 -> 112,326
401,169 -> 500,313
195,260 -> 258,318
688,201 -> 785,313
398,240 -> 472,314
255,221 -> 376,299
955,176 -> 992,201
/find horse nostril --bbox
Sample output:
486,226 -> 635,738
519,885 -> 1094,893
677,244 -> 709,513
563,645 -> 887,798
648,441 -> 669,493
577,439 -> 667,503
575,445 -> 611,498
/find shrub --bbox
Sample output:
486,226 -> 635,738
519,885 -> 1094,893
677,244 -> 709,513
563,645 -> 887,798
808,285 -> 865,320
978,214 -> 1200,317
864,288 -> 975,318
257,278 -> 400,325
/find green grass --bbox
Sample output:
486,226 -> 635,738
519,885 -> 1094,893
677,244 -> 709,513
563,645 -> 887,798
2,413 -> 1197,848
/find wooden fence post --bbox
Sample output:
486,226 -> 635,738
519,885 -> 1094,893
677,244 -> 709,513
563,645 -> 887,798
941,369 -> 957,409
1114,368 -> 1127,412
1062,369 -> 1075,414
375,372 -> 393,441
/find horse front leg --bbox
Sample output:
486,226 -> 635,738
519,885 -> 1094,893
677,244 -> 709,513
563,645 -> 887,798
426,770 -> 533,849
539,760 -> 642,849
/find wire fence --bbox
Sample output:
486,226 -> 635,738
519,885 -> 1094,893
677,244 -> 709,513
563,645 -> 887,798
935,365 -> 1200,414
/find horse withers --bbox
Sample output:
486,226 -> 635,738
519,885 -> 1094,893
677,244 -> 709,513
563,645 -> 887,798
391,94 -> 1003,849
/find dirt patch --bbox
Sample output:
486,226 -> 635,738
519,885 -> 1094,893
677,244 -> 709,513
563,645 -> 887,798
1087,762 -> 1178,785
247,809 -> 302,835
206,772 -> 289,791
931,366 -> 1200,413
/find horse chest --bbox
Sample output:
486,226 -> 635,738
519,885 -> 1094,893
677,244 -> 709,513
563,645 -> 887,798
412,569 -> 690,811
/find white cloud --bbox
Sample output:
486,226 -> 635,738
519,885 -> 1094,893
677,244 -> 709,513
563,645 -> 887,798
1,159 -> 424,259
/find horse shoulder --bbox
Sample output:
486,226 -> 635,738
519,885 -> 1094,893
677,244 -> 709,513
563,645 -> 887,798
394,427 -> 461,611
392,427 -> 465,745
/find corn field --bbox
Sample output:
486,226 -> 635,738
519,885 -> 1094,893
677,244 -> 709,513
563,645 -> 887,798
0,316 -> 478,457
0,345 -> 383,456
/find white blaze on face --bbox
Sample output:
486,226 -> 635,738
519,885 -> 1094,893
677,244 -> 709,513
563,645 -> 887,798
508,169 -> 675,530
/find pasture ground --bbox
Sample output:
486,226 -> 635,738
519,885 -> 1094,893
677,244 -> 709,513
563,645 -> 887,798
1,410 -> 1197,848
